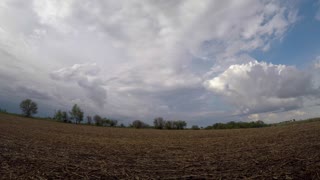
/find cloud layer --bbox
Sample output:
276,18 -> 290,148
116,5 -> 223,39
0,0 -> 319,124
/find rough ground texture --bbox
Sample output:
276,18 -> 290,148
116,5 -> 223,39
0,113 -> 320,179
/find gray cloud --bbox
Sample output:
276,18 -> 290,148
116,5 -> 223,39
51,63 -> 107,107
15,86 -> 52,100
1,0 -> 316,125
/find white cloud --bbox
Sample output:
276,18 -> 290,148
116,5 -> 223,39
33,0 -> 74,33
244,109 -> 310,124
205,61 -> 320,115
0,0 -> 310,124
248,114 -> 260,121
291,110 -> 306,116
51,63 -> 100,81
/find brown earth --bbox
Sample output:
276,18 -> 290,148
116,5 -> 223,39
0,113 -> 320,179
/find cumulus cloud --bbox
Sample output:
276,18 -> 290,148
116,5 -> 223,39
205,61 -> 320,115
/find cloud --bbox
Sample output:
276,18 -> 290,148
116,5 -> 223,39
0,0 -> 308,124
291,110 -> 306,116
314,56 -> 320,69
15,86 -> 52,100
244,109 -> 310,124
248,114 -> 260,121
51,63 -> 100,81
51,63 -> 107,107
205,61 -> 320,115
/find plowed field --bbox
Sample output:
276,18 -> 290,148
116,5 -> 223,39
1,113 -> 320,179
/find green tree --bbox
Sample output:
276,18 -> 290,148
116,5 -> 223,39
54,110 -> 63,121
174,120 -> 187,130
69,104 -> 84,124
165,120 -> 174,129
20,99 -> 38,117
54,110 -> 68,122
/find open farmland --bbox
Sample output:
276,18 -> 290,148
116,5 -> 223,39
0,113 -> 320,179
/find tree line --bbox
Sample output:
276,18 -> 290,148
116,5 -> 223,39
17,99 -> 269,130
205,120 -> 269,129
153,117 -> 187,129
52,104 -> 189,129
0,108 -> 7,113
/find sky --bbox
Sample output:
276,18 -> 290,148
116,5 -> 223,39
1,0 -> 320,126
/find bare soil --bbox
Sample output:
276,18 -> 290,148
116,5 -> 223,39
0,113 -> 320,179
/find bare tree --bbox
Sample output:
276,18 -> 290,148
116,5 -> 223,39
132,120 -> 149,129
154,117 -> 165,129
94,115 -> 103,126
87,116 -> 92,125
